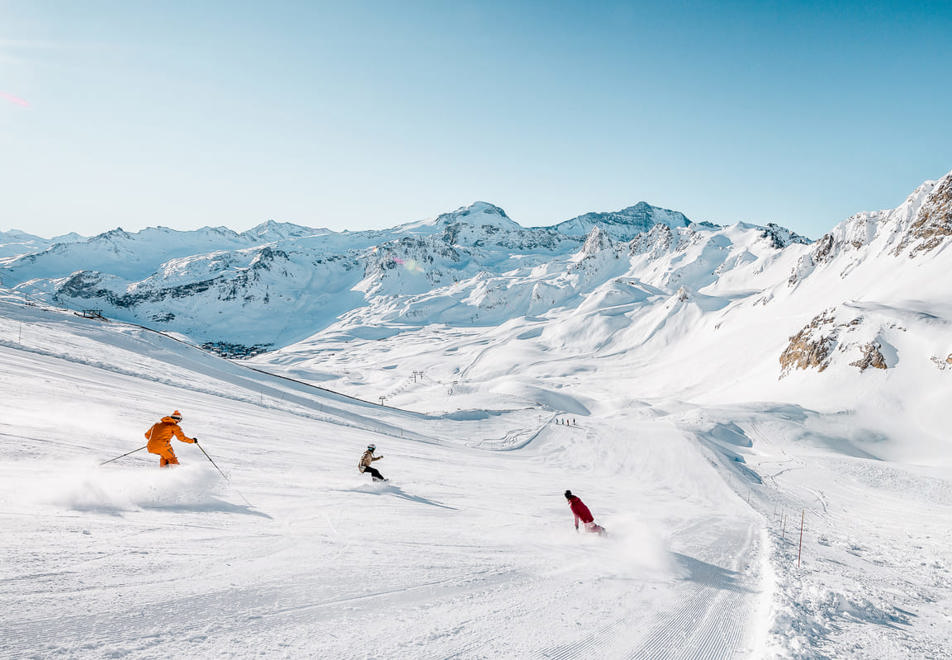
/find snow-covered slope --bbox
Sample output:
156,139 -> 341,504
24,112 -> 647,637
2,170 -> 951,658
0,300 -> 773,658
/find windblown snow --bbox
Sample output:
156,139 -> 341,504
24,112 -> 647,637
1,175 -> 951,658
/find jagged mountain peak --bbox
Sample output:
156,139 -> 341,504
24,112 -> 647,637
581,226 -> 615,255
243,219 -> 328,242
788,168 -> 952,286
550,201 -> 694,241
94,227 -> 133,241
893,169 -> 952,257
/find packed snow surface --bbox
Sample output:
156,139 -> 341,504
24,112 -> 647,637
2,174 -> 952,658
0,302 -> 777,658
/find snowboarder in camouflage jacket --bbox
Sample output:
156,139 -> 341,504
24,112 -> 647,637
358,444 -> 386,481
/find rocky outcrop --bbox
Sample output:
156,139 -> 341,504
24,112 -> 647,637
787,172 -> 952,286
630,223 -> 676,258
894,173 -> 952,257
779,311 -> 841,375
849,343 -> 888,371
780,307 -> 904,377
760,223 -> 811,249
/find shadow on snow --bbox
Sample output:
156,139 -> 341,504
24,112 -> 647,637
141,498 -> 273,519
336,484 -> 458,511
672,552 -> 754,593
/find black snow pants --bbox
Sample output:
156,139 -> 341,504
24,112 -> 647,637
365,466 -> 385,481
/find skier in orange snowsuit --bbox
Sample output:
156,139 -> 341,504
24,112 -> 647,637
145,411 -> 197,467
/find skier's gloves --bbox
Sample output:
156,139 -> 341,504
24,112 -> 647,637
193,437 -> 199,443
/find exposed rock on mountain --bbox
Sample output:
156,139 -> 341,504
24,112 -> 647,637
760,223 -> 811,249
849,343 -> 889,372
779,303 -> 911,377
550,202 -> 694,241
630,223 -> 677,258
780,310 -> 841,375
789,171 -> 952,286
893,173 -> 952,257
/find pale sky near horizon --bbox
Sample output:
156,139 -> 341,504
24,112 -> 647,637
1,0 -> 950,240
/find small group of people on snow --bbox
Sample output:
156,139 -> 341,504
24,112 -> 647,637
138,411 -> 603,533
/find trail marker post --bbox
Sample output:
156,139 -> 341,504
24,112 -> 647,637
797,509 -> 805,568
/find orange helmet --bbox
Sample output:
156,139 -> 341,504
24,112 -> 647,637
170,410 -> 183,421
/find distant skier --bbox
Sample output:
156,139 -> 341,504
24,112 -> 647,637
564,490 -> 606,535
144,410 -> 197,468
358,444 -> 386,481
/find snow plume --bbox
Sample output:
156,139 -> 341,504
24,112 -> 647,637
34,464 -> 224,513
601,515 -> 680,579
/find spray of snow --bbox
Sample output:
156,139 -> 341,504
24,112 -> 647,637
32,464 -> 224,513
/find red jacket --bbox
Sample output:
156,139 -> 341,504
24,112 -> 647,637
568,496 -> 594,526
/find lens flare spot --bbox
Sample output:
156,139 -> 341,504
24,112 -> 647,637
0,92 -> 29,107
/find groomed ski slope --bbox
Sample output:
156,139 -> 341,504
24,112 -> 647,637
0,302 -> 772,658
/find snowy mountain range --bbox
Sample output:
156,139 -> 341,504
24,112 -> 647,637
1,171 -> 950,389
3,171 -> 949,390
1,198 -> 815,349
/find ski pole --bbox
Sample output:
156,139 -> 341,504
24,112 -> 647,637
196,442 -> 254,507
100,445 -> 147,466
196,442 -> 228,481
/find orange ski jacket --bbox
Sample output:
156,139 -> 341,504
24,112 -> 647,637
145,417 -> 196,452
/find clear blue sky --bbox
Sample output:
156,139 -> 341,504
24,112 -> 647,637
1,0 -> 950,239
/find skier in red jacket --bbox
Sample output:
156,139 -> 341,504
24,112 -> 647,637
565,490 -> 606,535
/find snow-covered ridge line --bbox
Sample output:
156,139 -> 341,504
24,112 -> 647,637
2,170 -> 950,358
0,197 -> 810,348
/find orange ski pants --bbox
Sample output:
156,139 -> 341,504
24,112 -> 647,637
149,445 -> 179,468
